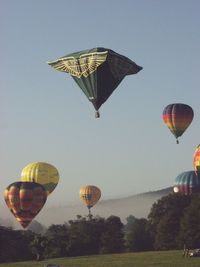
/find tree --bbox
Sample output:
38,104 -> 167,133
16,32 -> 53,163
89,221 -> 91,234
148,193 -> 191,250
154,210 -> 181,250
44,224 -> 69,258
0,226 -> 34,263
100,216 -> 124,254
66,215 -> 105,256
125,218 -> 152,251
124,215 -> 137,233
30,234 -> 48,261
178,193 -> 200,249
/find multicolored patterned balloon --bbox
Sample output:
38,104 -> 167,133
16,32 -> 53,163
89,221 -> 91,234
4,181 -> 47,228
193,144 -> 200,176
163,103 -> 194,143
79,185 -> 101,212
20,162 -> 59,195
173,171 -> 200,195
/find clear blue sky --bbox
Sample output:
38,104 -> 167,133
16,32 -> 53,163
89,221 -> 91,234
1,0 -> 200,206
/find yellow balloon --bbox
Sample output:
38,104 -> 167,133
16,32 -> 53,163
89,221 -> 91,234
79,185 -> 101,209
20,162 -> 59,195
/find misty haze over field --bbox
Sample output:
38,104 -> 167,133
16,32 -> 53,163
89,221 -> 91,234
1,187 -> 172,229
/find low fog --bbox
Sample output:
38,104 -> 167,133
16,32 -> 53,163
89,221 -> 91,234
0,187 -> 172,229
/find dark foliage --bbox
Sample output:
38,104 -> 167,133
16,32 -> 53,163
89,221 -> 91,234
100,215 -> 125,254
66,215 -> 106,256
1,193 -> 199,263
125,218 -> 153,251
0,226 -> 35,263
44,224 -> 69,258
178,193 -> 200,249
147,193 -> 199,250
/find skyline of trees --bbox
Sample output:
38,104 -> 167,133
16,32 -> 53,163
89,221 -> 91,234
1,193 -> 200,263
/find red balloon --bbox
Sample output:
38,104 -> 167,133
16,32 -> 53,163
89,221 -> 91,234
4,181 -> 47,228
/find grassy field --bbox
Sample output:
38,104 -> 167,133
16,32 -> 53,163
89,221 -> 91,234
0,250 -> 200,267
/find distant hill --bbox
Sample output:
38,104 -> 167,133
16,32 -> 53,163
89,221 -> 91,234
35,186 -> 173,226
0,187 -> 173,228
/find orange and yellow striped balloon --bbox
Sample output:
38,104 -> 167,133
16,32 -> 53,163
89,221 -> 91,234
79,185 -> 101,210
4,181 -> 47,228
194,144 -> 200,176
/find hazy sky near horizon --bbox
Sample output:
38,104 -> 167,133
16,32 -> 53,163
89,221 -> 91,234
1,0 -> 200,207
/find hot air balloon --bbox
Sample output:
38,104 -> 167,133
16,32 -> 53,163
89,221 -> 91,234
193,144 -> 200,176
162,103 -> 194,144
79,185 -> 101,216
48,47 -> 142,117
4,181 -> 47,228
20,162 -> 59,195
173,171 -> 200,195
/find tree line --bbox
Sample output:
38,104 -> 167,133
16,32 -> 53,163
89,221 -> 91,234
0,193 -> 200,263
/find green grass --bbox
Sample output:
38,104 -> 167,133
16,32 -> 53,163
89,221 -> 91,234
1,251 -> 200,267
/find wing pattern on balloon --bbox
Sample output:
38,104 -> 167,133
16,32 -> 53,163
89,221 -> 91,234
48,47 -> 142,116
48,51 -> 108,78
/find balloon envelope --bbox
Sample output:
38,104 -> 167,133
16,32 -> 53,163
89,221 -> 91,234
193,144 -> 200,176
79,185 -> 101,209
173,171 -> 200,195
20,162 -> 59,195
4,181 -> 47,228
48,47 -> 142,116
163,103 -> 194,143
